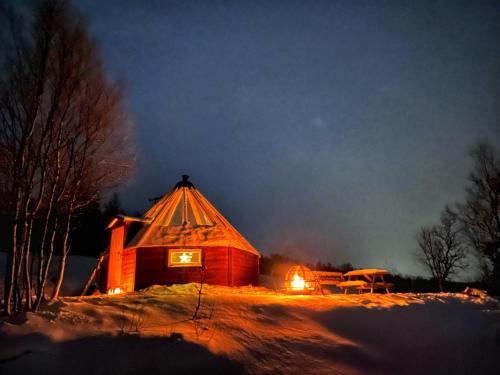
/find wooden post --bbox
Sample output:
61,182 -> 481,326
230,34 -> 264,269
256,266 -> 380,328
381,275 -> 390,293
107,225 -> 125,292
81,253 -> 106,296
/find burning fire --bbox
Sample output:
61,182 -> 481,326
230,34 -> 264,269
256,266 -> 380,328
107,287 -> 122,295
290,272 -> 305,291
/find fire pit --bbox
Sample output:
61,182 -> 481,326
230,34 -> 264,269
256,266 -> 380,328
284,265 -> 318,294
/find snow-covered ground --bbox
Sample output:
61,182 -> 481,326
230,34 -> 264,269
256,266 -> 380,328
1,284 -> 499,375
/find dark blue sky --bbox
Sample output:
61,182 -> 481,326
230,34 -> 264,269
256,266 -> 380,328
75,0 -> 499,276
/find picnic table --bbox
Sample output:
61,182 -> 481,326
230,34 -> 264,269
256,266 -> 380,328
338,269 -> 393,294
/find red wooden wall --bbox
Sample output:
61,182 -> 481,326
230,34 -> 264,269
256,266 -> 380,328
134,246 -> 259,289
230,248 -> 259,286
100,246 -> 259,292
135,246 -> 225,288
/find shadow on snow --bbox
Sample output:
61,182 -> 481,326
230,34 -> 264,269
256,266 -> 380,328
0,331 -> 244,375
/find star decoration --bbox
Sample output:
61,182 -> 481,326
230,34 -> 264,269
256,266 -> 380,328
179,252 -> 192,263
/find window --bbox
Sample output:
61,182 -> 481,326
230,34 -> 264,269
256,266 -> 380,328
168,249 -> 202,267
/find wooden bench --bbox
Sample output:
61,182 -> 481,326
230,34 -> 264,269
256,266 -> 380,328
312,271 -> 344,286
338,269 -> 393,294
356,282 -> 394,293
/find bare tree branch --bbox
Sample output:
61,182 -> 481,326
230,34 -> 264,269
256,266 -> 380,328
416,206 -> 468,292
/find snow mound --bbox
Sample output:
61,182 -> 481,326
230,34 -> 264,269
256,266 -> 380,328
462,287 -> 489,299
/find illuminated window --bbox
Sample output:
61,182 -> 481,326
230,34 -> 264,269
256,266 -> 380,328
168,249 -> 202,267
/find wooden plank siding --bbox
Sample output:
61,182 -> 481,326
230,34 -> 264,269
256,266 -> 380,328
230,248 -> 259,286
106,225 -> 126,292
120,248 -> 136,292
228,247 -> 233,286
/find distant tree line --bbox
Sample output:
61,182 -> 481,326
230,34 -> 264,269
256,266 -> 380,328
70,193 -> 127,257
416,143 -> 500,294
0,1 -> 134,316
260,253 -> 353,276
389,275 -> 484,294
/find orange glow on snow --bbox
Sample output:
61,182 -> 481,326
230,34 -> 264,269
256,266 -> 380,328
290,272 -> 306,291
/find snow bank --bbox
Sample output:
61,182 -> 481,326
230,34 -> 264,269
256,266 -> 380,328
0,285 -> 499,374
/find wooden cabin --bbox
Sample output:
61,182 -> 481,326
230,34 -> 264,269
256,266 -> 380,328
99,175 -> 260,293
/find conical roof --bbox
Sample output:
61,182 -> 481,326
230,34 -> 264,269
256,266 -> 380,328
126,175 -> 260,256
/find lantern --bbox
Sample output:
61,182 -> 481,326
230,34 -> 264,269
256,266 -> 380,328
107,287 -> 122,295
284,265 -> 318,293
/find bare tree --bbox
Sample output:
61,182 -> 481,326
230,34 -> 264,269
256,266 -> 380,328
0,0 -> 133,315
416,207 -> 468,292
459,143 -> 500,290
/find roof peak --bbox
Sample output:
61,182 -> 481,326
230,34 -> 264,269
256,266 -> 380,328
174,174 -> 195,189
128,178 -> 260,255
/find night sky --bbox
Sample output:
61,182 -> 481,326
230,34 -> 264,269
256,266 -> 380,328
72,0 -> 499,276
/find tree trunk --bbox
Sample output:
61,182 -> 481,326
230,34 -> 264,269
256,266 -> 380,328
3,247 -> 16,316
3,188 -> 22,316
51,209 -> 74,300
33,217 -> 58,312
438,278 -> 444,293
23,216 -> 36,311
51,251 -> 68,300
